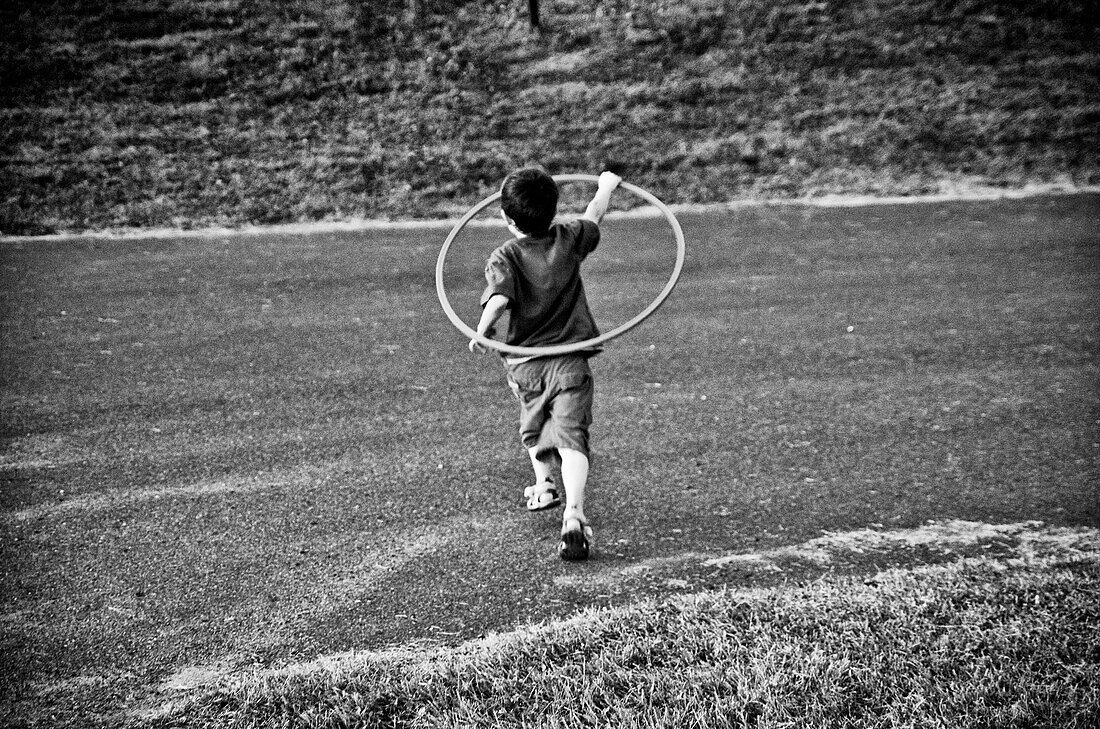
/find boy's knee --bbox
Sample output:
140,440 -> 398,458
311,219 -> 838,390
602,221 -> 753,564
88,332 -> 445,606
559,447 -> 588,464
552,423 -> 590,459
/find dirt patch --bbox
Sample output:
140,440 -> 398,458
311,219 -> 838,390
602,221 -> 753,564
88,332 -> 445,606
554,520 -> 1100,596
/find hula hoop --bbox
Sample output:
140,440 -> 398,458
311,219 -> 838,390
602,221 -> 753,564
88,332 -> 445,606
435,174 -> 685,357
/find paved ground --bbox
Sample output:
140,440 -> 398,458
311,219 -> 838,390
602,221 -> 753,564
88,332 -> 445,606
1,194 -> 1098,726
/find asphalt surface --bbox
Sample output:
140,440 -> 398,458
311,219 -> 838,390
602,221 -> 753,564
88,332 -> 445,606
1,194 -> 1098,726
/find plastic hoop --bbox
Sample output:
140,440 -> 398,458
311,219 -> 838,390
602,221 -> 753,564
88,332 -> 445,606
435,174 -> 685,357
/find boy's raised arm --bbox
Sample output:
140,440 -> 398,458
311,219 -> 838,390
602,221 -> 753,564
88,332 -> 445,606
582,171 -> 622,224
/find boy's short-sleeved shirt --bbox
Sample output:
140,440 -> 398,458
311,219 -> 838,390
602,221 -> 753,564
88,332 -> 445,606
481,218 -> 601,354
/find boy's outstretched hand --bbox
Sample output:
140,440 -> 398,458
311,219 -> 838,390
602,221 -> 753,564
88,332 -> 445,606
469,338 -> 490,355
598,170 -> 623,190
583,170 -> 622,224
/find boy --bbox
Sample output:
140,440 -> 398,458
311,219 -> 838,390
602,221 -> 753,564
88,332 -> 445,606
469,167 -> 621,561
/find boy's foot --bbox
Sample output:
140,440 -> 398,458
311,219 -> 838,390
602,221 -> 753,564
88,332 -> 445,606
524,480 -> 561,512
558,517 -> 593,561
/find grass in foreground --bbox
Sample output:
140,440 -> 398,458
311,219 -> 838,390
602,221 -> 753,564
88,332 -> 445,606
147,532 -> 1099,729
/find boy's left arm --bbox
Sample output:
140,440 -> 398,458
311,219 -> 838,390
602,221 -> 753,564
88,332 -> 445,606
469,293 -> 509,354
582,171 -> 622,224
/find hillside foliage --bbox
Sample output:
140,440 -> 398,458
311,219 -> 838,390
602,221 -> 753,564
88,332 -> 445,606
1,0 -> 1098,234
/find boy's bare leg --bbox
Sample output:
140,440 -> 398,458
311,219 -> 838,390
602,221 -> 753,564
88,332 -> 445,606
558,447 -> 591,560
526,447 -> 559,485
558,448 -> 588,520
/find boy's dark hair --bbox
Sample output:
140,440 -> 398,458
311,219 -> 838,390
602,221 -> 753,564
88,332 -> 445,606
501,167 -> 558,234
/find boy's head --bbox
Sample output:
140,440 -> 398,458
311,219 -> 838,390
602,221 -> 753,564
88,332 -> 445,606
500,167 -> 558,235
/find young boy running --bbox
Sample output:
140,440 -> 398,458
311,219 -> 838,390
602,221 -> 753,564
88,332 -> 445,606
469,167 -> 621,561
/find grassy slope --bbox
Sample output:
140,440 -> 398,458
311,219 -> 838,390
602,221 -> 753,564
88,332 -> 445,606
148,528 -> 1100,728
2,0 -> 1099,235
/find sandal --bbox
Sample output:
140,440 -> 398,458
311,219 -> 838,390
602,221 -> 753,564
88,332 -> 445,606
558,516 -> 593,561
524,480 -> 561,512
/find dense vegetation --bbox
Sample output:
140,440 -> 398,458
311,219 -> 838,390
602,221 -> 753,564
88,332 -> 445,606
1,0 -> 1097,235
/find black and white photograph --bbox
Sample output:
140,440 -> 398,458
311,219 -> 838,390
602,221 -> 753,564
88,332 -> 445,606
2,1 -> 1098,726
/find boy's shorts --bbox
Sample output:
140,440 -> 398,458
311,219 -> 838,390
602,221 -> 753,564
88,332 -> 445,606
504,354 -> 594,460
